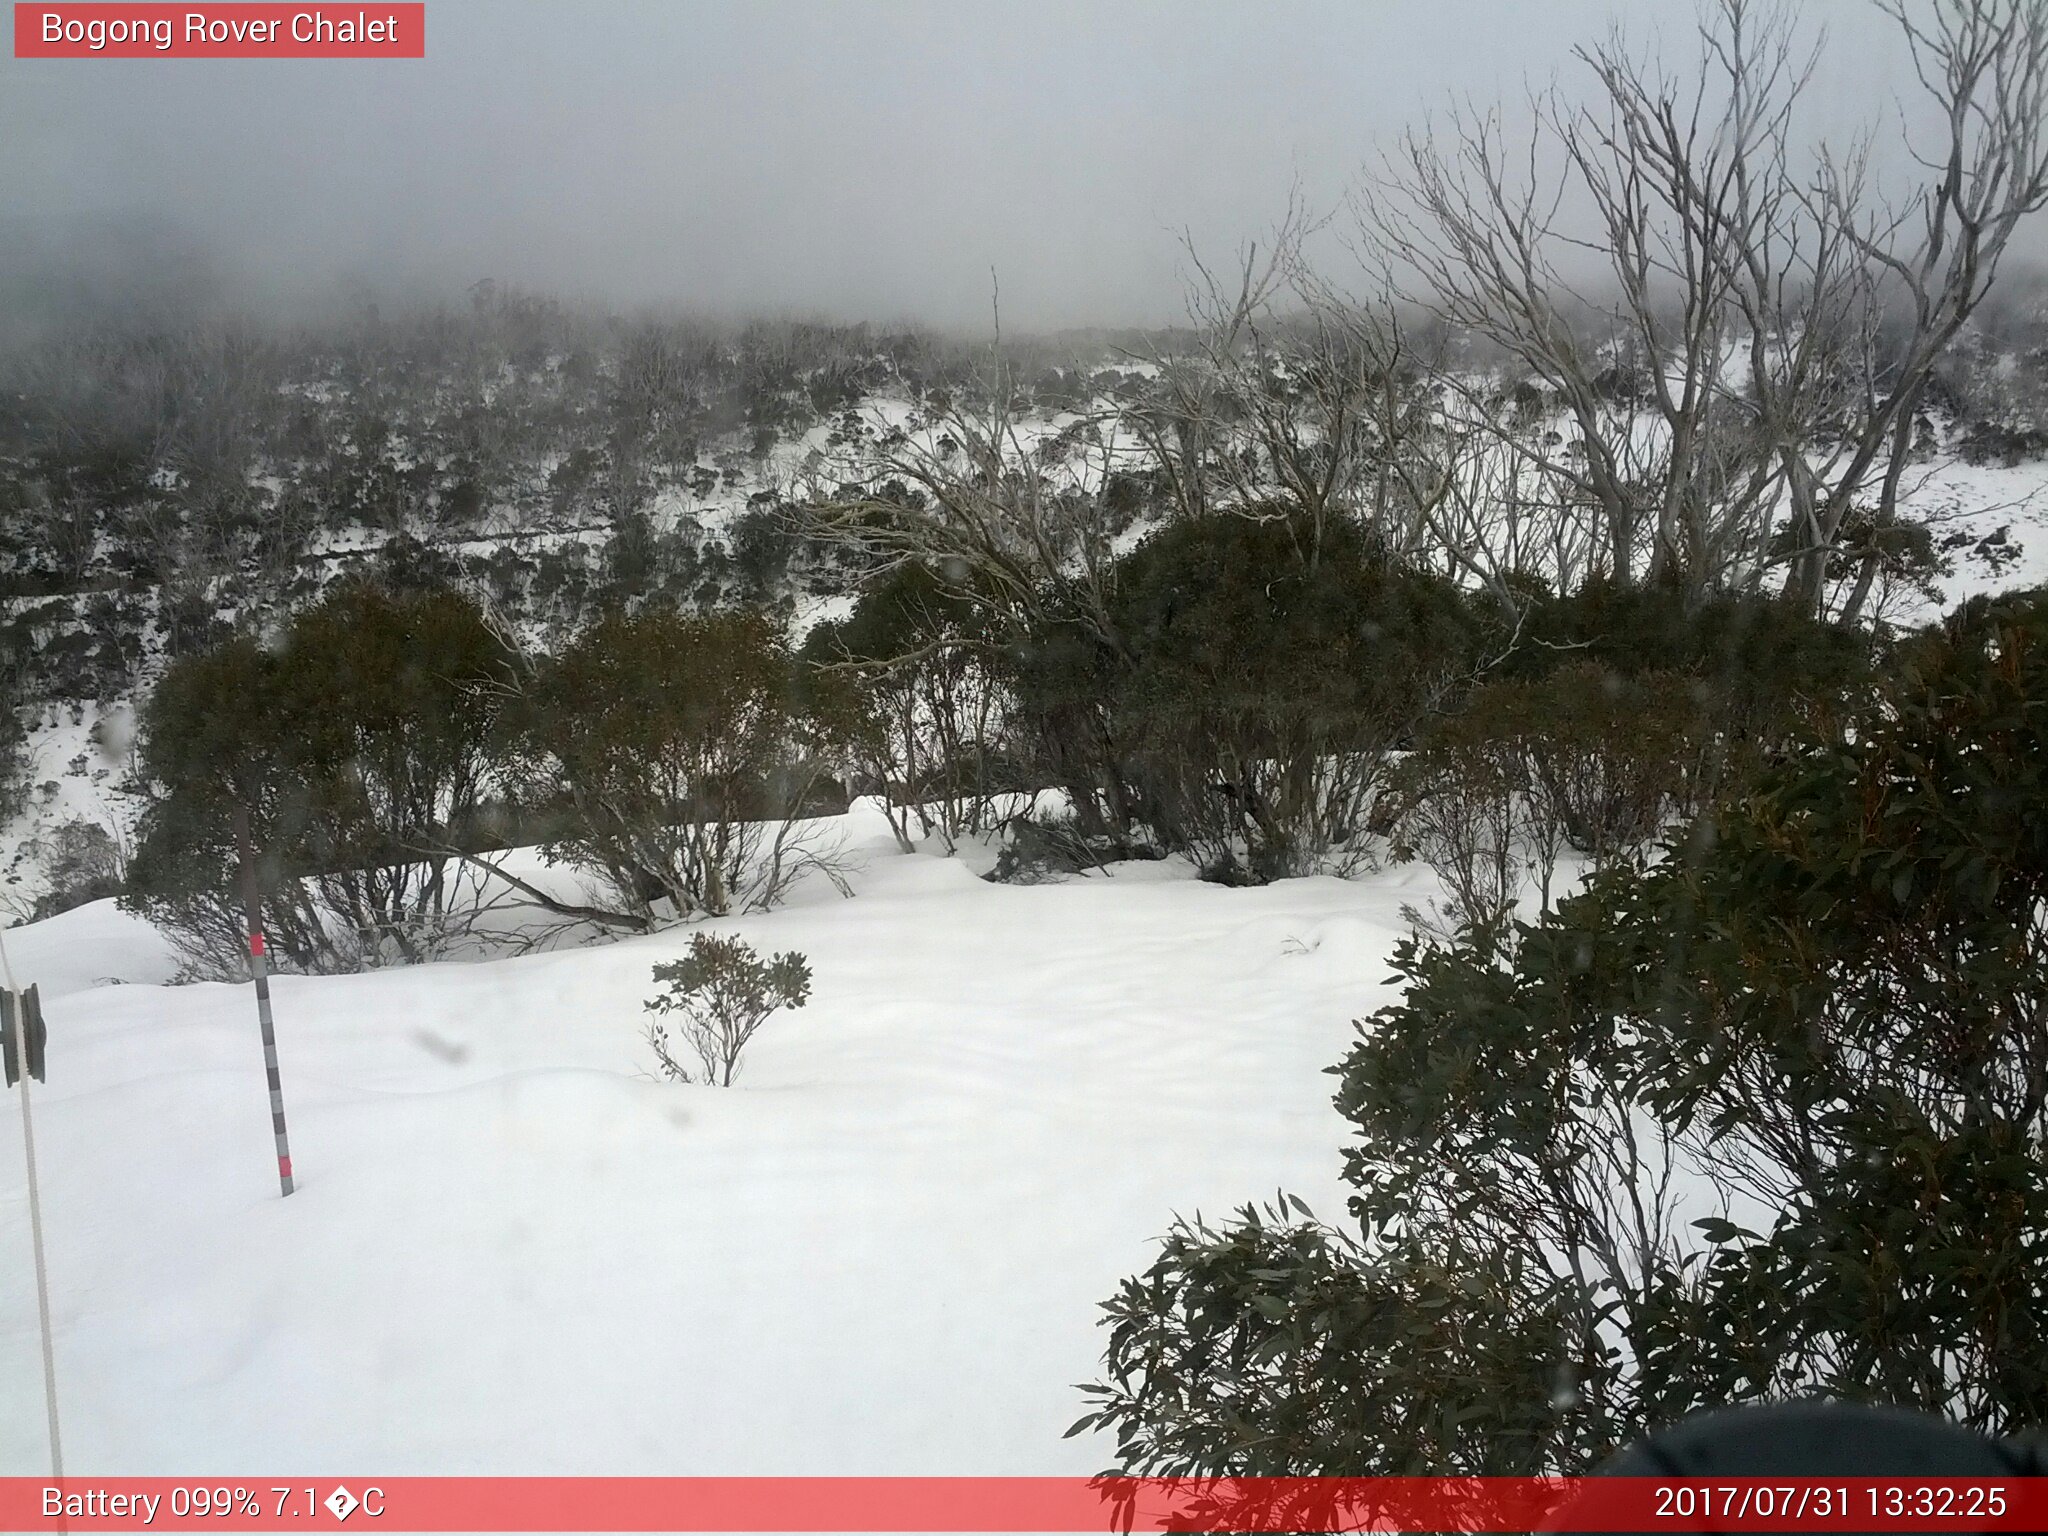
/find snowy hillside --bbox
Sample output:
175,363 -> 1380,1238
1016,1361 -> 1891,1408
0,325 -> 1157,916
0,807 -> 1417,1474
6,372 -> 2046,920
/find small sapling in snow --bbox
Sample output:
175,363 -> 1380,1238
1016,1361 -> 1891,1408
644,933 -> 812,1087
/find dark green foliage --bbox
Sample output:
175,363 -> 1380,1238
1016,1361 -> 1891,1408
1390,663 -> 1715,933
0,722 -> 23,825
1772,503 -> 1953,614
1504,664 -> 1714,852
1075,1198 -> 1584,1476
374,533 -> 464,595
1655,585 -> 2048,1428
1096,508 -> 1475,880
1959,421 -> 2048,467
276,581 -> 514,869
0,640 -> 27,824
602,507 -> 659,598
810,560 -> 985,667
984,506 -> 1477,880
1508,580 -> 1871,751
124,634 -> 331,972
125,584 -> 514,973
644,932 -> 812,1087
156,574 -> 235,661
1387,585 -> 1873,928
997,590 -> 1137,847
1084,588 -> 2048,1474
0,587 -> 150,702
732,505 -> 797,600
508,607 -> 841,919
1379,696 -> 1531,934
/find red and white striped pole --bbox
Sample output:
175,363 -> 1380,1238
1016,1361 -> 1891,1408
233,806 -> 296,1197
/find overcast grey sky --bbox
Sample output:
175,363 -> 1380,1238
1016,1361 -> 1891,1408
0,1 -> 1935,333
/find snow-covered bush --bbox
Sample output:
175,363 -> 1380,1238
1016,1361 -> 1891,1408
644,933 -> 812,1087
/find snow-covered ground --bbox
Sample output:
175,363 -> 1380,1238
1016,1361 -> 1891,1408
0,806 -> 1420,1475
1898,451 -> 2048,619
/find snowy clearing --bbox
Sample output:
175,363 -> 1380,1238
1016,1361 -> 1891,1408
0,805 -> 1420,1474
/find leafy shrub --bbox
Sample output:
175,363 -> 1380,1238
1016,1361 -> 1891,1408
374,534 -> 464,594
1510,581 -> 1870,763
1384,707 -> 1531,938
1386,586 -> 1870,933
644,932 -> 812,1087
1514,664 -> 1715,855
996,597 -> 1138,846
124,635 -> 332,975
602,508 -> 660,597
0,677 -> 26,827
732,505 -> 798,600
1032,507 -> 1475,882
1959,420 -> 2048,467
1392,663 -> 1711,925
126,583 -> 515,974
1081,587 -> 2048,1475
507,607 -> 845,921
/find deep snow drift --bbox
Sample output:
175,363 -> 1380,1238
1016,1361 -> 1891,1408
0,806 -> 1419,1475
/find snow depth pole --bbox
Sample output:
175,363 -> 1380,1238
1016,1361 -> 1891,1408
234,805 -> 296,1196
0,919 -> 63,1480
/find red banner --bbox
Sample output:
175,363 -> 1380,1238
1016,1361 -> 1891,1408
0,1477 -> 2042,1532
13,5 -> 424,58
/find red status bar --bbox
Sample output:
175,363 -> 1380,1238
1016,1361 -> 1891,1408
1,1477 -> 2043,1532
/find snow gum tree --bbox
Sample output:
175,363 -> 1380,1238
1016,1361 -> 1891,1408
1359,0 -> 2048,616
